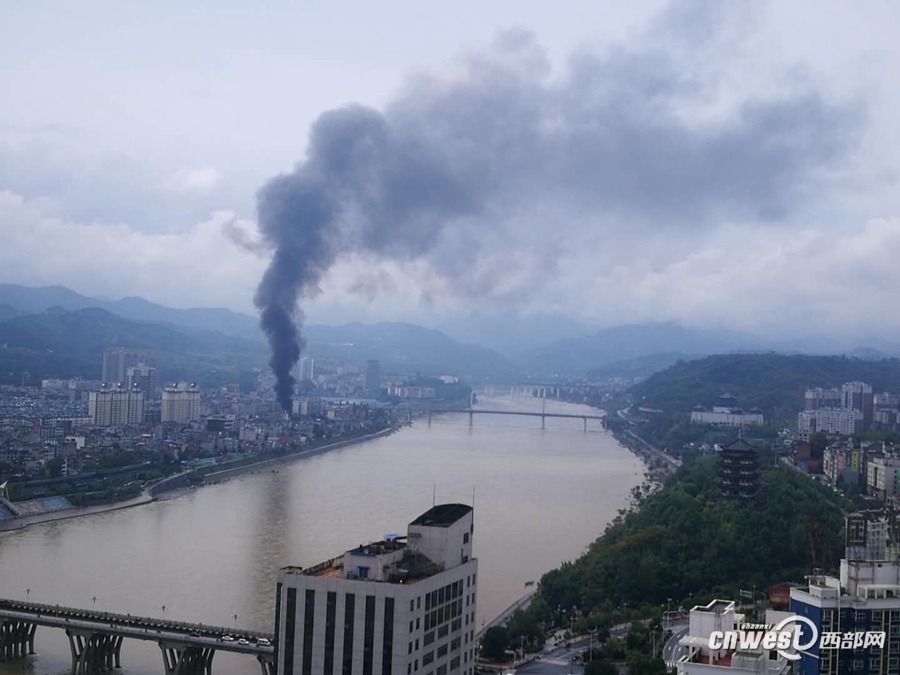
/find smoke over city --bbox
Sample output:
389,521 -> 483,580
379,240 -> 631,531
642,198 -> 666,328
253,10 -> 861,411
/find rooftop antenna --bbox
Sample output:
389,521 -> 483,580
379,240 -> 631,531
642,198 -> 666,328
433,483 -> 436,507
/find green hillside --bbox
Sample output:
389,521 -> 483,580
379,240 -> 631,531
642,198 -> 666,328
0,308 -> 265,386
537,456 -> 845,614
630,353 -> 900,420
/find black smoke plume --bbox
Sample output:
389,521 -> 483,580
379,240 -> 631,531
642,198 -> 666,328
253,11 -> 861,411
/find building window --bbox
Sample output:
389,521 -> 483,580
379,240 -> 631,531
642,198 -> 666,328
409,643 -> 413,655
463,533 -> 469,544
415,660 -> 418,671
451,619 -> 461,633
438,644 -> 448,658
450,656 -> 461,670
438,625 -> 449,639
363,595 -> 376,675
411,600 -> 415,612
416,618 -> 420,630
410,621 -> 414,633
325,591 -> 337,675
383,597 -> 395,675
451,637 -> 461,651
302,590 -> 315,675
416,639 -> 419,650
436,666 -> 447,675
342,594 -> 355,675
423,651 -> 435,666
855,610 -> 867,622
283,588 -> 297,675
439,588 -> 445,604
408,665 -> 412,675
417,597 -> 422,610
424,631 -> 435,646
426,594 -> 432,611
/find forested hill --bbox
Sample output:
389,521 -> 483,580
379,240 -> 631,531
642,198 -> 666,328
537,457 -> 845,615
629,353 -> 900,419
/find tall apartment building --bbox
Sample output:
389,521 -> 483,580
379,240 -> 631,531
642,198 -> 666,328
276,503 -> 478,675
126,362 -> 159,398
806,388 -> 844,411
298,357 -> 315,382
843,382 -> 875,426
674,599 -> 793,675
791,559 -> 900,675
101,348 -> 141,384
365,360 -> 381,396
88,384 -> 144,426
161,383 -> 201,423
799,383 -> 876,439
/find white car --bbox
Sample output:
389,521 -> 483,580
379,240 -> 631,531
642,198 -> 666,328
258,638 -> 271,646
221,635 -> 235,642
238,638 -> 250,645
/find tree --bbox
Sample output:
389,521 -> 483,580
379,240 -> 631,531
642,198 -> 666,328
585,660 -> 619,675
507,609 -> 543,646
47,457 -> 65,479
809,432 -> 828,459
481,627 -> 509,661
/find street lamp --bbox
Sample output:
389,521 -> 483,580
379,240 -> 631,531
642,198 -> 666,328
25,588 -> 31,600
92,596 -> 97,609
234,613 -> 239,626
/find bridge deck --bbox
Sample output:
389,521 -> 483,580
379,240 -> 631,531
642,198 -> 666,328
0,599 -> 273,656
433,409 -> 604,419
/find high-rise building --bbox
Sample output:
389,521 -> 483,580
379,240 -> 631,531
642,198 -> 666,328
88,384 -> 144,426
365,360 -> 381,396
126,362 -> 159,398
298,357 -> 315,382
791,559 -> 900,675
161,383 -> 201,423
717,439 -> 759,499
276,504 -> 478,675
101,348 -> 141,384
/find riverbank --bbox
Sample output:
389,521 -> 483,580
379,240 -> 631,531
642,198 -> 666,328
0,426 -> 398,533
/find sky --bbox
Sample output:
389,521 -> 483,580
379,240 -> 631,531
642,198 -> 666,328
1,0 -> 899,340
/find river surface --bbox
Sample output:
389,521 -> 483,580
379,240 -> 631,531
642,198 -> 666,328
0,396 -> 643,675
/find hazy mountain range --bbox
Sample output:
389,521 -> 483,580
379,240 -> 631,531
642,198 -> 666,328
0,283 -> 897,382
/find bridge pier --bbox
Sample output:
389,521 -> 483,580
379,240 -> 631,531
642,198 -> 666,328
159,642 -> 215,675
541,414 -> 545,430
0,620 -> 36,661
468,410 -> 473,427
583,417 -> 587,432
427,410 -> 432,426
257,654 -> 276,675
66,629 -> 122,675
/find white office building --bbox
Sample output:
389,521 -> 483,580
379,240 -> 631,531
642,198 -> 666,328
161,383 -> 201,423
276,504 -> 478,675
88,384 -> 144,426
798,408 -> 865,440
674,599 -> 794,675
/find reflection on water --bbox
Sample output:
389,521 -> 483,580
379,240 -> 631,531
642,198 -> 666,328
0,397 -> 643,675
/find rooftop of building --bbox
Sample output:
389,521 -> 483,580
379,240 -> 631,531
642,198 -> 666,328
409,503 -> 472,528
283,546 -> 443,585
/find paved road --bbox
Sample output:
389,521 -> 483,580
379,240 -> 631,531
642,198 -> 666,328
663,621 -> 690,669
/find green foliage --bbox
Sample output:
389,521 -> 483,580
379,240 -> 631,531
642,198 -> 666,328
507,609 -> 544,647
481,626 -> 509,660
538,456 -> 844,615
46,457 -> 64,478
631,353 -> 900,420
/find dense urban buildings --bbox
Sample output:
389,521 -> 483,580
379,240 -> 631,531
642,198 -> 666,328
798,382 -> 879,439
88,383 -> 144,426
276,503 -> 477,675
845,511 -> 900,561
161,382 -> 201,423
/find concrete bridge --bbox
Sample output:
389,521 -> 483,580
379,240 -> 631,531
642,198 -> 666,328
0,599 -> 275,675
426,408 -> 605,430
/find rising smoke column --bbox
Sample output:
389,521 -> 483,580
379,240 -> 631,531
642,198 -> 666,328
253,19 -> 861,411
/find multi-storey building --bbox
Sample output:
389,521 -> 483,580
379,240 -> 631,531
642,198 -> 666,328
674,599 -> 793,675
691,394 -> 764,427
846,511 -> 900,561
275,503 -> 478,675
88,384 -> 144,426
799,409 -> 865,440
101,348 -> 142,384
791,560 -> 900,675
365,360 -> 382,396
807,388 -> 844,411
161,383 -> 201,423
824,443 -> 863,488
126,362 -> 159,398
867,455 -> 900,503
717,439 -> 759,499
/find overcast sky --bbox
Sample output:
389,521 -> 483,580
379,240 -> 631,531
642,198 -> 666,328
1,0 -> 899,338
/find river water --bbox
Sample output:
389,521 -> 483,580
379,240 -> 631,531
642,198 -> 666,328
0,396 -> 643,675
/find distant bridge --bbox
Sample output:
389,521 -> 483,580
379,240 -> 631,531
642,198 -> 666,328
0,599 -> 274,675
426,408 -> 606,430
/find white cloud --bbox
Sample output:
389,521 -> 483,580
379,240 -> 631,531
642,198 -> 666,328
0,190 -> 262,312
163,168 -> 222,194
